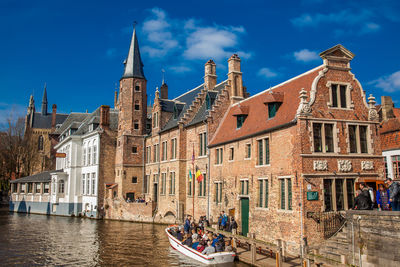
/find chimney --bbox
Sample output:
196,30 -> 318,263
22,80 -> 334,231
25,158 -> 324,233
160,82 -> 168,99
227,54 -> 243,99
381,96 -> 395,121
51,104 -> 57,129
204,59 -> 217,90
100,105 -> 110,129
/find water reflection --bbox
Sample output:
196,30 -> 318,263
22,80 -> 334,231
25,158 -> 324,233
0,210 -> 247,266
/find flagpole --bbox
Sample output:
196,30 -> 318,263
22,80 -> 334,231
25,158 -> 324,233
192,143 -> 195,219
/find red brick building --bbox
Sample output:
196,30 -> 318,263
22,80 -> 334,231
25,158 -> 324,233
207,44 -> 383,253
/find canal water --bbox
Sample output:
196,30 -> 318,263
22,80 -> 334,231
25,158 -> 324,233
0,208 -> 248,266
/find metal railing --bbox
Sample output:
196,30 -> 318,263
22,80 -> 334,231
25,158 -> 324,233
307,211 -> 346,239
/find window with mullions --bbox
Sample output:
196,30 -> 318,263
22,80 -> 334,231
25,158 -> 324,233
313,122 -> 334,153
161,173 -> 166,195
268,102 -> 281,118
392,155 -> 400,179
199,133 -> 207,156
215,148 -> 223,164
162,141 -> 167,161
236,115 -> 246,128
169,172 -> 175,195
198,174 -> 206,197
215,182 -> 222,203
279,178 -> 292,210
323,178 -> 355,211
331,84 -> 348,108
348,125 -> 368,153
258,179 -> 269,208
144,175 -> 150,194
171,138 -> 177,159
240,180 -> 249,195
257,138 -> 270,165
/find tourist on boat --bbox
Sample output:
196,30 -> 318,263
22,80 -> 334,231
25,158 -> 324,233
191,229 -> 198,240
196,240 -> 206,252
202,230 -> 209,240
176,229 -> 183,241
225,240 -> 233,252
215,239 -> 225,252
377,183 -> 391,210
184,215 -> 191,233
229,217 -> 238,234
202,241 -> 216,255
212,234 -> 219,247
191,238 -> 200,250
182,233 -> 193,247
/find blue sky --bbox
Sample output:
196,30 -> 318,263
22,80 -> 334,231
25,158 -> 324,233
1,0 -> 400,127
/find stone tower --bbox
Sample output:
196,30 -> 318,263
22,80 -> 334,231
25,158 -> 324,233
115,26 -> 148,200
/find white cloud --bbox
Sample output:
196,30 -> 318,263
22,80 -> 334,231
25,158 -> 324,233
369,71 -> 400,93
0,103 -> 26,128
141,7 -> 180,58
257,68 -> 278,79
293,49 -> 319,63
291,9 -> 380,36
139,8 -> 250,62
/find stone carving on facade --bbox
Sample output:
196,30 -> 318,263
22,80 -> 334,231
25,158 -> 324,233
297,88 -> 312,117
368,94 -> 379,121
313,160 -> 328,171
361,161 -> 374,170
338,160 -> 352,172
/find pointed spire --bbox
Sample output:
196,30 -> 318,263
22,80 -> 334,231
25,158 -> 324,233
122,23 -> 145,79
41,83 -> 48,115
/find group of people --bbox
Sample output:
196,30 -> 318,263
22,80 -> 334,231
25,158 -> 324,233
218,211 -> 238,234
170,215 -> 235,256
353,178 -> 400,211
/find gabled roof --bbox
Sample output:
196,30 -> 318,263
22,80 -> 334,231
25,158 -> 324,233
31,112 -> 69,129
10,170 -> 63,183
54,113 -> 89,135
380,108 -> 400,134
209,66 -> 324,147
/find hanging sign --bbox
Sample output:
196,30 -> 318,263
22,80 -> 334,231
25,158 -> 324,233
307,191 -> 319,201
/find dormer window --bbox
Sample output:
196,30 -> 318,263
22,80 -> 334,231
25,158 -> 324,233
268,102 -> 281,118
206,94 -> 211,110
237,115 -> 246,128
173,106 -> 178,120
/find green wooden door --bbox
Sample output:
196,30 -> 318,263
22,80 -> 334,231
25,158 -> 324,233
241,198 -> 249,237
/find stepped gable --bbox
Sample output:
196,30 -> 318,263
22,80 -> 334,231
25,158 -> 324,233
186,80 -> 227,127
31,112 -> 69,129
160,84 -> 204,132
209,65 -> 324,147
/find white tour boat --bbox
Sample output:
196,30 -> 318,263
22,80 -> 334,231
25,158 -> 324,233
166,226 -> 236,265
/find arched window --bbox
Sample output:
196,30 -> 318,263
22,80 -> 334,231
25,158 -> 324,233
134,120 -> 139,130
135,82 -> 140,92
38,135 -> 44,151
58,180 -> 65,194
134,100 -> 140,110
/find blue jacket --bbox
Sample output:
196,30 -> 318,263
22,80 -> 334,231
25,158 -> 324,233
220,215 -> 227,226
184,219 -> 190,232
191,242 -> 199,249
376,189 -> 390,205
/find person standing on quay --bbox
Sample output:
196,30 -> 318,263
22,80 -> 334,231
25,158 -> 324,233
376,184 -> 390,210
184,215 -> 191,233
386,178 -> 400,211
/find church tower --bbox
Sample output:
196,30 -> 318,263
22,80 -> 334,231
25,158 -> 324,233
115,26 -> 147,200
